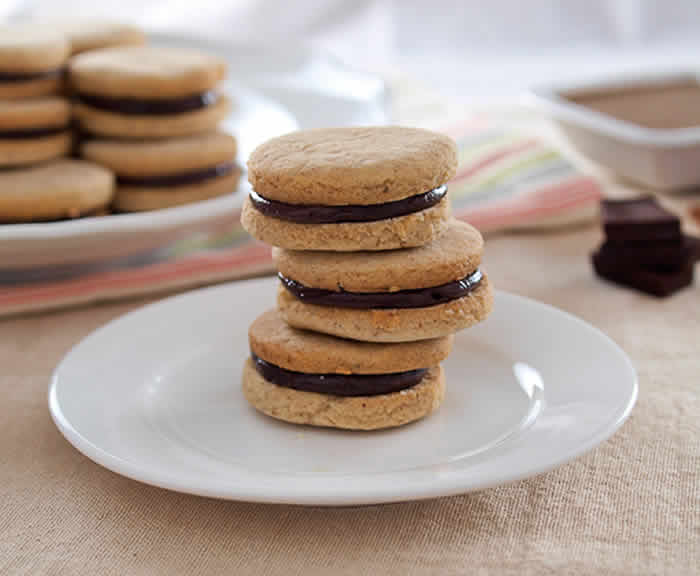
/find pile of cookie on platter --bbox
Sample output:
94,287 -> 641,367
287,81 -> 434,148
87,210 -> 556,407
0,21 -> 239,224
240,126 -> 494,430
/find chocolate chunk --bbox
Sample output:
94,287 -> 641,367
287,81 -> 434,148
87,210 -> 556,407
592,249 -> 694,297
0,125 -> 68,139
602,197 -> 681,242
251,353 -> 427,397
598,235 -> 699,273
249,185 -> 447,224
77,91 -> 218,116
279,269 -> 482,309
117,162 -> 238,188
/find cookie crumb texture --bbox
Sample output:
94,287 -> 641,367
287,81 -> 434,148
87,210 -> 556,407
272,219 -> 483,292
247,126 -> 458,205
0,160 -> 113,222
243,360 -> 445,430
241,194 -> 450,251
277,274 -> 494,342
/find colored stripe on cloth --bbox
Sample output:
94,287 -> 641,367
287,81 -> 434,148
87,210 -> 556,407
0,120 -> 601,317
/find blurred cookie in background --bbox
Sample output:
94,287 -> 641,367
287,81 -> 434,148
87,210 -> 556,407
0,98 -> 72,167
81,131 -> 239,212
70,45 -> 229,138
58,21 -> 146,55
0,159 -> 114,222
0,24 -> 69,99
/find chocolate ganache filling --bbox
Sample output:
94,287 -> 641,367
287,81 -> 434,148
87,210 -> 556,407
0,68 -> 65,83
0,125 -> 68,139
78,91 -> 218,116
279,269 -> 482,309
249,184 -> 447,224
117,162 -> 238,187
251,353 -> 427,396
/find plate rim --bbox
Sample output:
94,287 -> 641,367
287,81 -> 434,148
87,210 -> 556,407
48,282 -> 638,505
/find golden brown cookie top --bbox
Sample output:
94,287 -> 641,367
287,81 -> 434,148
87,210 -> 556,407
70,45 -> 226,98
274,219 -> 483,291
247,126 -> 458,205
0,25 -> 69,72
0,160 -> 114,221
248,309 -> 452,374
0,97 -> 70,130
81,131 -> 237,176
56,20 -> 146,55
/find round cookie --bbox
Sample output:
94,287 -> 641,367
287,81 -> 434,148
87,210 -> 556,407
0,98 -> 72,167
0,160 -> 114,222
0,25 -> 69,99
248,126 -> 457,205
241,126 -> 457,251
82,132 -> 240,212
274,219 -> 494,342
56,21 -> 146,55
244,309 -> 450,430
70,45 -> 228,138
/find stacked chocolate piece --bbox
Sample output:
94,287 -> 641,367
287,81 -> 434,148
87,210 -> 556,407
241,126 -> 493,430
70,45 -> 240,212
0,25 -> 114,222
593,197 -> 700,297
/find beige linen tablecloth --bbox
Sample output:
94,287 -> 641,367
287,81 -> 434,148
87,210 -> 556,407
2,222 -> 698,575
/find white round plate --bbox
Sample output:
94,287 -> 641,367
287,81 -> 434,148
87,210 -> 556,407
49,278 -> 637,506
0,36 -> 387,270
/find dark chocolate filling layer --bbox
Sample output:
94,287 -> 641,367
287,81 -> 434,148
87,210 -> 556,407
77,91 -> 218,115
251,353 -> 427,397
117,162 -> 238,188
0,67 -> 64,83
249,184 -> 447,224
0,125 -> 68,139
279,269 -> 482,309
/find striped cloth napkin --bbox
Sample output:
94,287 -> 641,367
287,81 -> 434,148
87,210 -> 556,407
0,121 -> 601,317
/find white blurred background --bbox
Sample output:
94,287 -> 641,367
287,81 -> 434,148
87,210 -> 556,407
3,0 -> 700,105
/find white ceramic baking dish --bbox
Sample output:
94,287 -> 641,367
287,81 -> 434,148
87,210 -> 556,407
525,72 -> 700,191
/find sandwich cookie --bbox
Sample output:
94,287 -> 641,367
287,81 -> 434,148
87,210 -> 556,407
70,45 -> 229,138
0,159 -> 114,222
241,126 -> 456,251
0,25 -> 69,100
81,132 -> 240,212
243,309 -> 450,430
275,219 -> 493,342
0,98 -> 72,167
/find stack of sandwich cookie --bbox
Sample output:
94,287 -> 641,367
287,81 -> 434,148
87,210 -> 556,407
0,25 -> 115,222
82,131 -> 239,212
70,45 -> 238,212
241,126 -> 494,430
